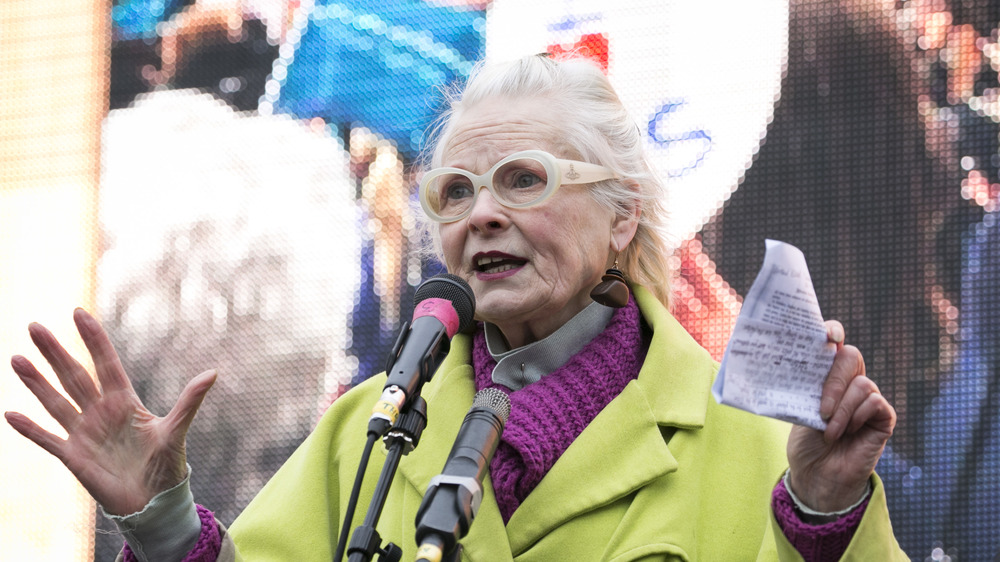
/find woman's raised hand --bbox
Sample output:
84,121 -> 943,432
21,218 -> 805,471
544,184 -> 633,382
4,308 -> 216,516
785,320 -> 896,514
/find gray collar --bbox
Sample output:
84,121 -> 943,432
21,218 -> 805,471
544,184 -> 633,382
484,301 -> 615,390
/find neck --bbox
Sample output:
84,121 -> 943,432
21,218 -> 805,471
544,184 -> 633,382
489,294 -> 595,349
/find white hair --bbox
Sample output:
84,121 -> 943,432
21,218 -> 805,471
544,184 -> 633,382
417,55 -> 674,307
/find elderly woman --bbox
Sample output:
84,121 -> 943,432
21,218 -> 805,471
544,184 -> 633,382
7,55 -> 903,560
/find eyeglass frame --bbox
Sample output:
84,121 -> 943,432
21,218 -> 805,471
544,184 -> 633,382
418,149 -> 619,223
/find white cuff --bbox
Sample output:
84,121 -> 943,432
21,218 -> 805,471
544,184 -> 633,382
102,466 -> 202,562
782,469 -> 872,517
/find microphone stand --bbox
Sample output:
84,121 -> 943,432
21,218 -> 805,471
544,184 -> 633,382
346,397 -> 428,562
415,536 -> 463,562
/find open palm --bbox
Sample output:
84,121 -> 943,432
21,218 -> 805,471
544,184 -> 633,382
5,308 -> 216,516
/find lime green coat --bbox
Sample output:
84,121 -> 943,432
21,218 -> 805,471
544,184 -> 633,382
227,286 -> 905,561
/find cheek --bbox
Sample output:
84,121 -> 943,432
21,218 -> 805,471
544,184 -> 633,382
439,225 -> 465,269
534,206 -> 611,274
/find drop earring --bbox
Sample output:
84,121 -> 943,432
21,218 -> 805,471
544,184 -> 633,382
590,254 -> 630,308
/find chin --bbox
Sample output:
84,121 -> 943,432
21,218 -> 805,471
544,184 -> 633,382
475,296 -> 532,323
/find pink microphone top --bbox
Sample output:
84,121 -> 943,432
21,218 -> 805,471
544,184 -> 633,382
413,298 -> 461,338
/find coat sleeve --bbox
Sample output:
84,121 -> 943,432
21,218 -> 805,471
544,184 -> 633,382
757,473 -> 908,561
111,372 -> 411,562
114,519 -> 238,562
218,522 -> 239,562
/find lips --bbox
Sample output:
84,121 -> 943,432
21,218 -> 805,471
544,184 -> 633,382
473,252 -> 527,274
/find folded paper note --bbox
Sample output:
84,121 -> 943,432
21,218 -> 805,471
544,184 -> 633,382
712,240 -> 836,430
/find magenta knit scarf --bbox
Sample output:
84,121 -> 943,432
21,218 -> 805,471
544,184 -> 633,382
472,297 -> 646,523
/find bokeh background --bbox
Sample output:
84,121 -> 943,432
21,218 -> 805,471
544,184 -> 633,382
2,0 -> 998,559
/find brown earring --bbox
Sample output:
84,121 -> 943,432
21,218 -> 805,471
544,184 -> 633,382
590,255 -> 630,308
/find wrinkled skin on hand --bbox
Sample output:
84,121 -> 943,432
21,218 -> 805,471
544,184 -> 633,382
786,320 -> 896,514
5,309 -> 216,516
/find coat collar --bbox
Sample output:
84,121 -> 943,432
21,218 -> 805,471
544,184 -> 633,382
631,285 -> 716,430
393,285 -> 718,559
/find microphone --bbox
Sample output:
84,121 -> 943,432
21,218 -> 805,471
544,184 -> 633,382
369,274 -> 475,436
414,388 -> 511,562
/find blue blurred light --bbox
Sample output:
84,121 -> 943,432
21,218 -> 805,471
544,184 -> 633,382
272,0 -> 485,159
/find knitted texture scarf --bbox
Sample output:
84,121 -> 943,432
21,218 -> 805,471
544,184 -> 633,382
472,296 -> 646,523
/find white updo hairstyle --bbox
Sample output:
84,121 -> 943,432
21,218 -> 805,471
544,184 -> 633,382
418,54 -> 674,308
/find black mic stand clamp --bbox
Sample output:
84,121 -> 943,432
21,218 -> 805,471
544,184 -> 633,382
413,476 -> 479,562
347,397 -> 428,562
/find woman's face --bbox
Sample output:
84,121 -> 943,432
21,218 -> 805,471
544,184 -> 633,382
438,97 -> 618,348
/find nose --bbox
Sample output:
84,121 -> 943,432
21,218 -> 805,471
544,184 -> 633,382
466,185 -> 509,233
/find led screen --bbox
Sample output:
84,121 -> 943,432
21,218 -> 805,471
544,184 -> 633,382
3,0 -> 998,559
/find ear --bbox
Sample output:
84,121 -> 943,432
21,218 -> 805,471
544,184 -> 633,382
610,180 -> 642,252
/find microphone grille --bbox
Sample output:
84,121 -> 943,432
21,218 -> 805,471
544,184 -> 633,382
472,388 -> 511,424
413,274 -> 476,332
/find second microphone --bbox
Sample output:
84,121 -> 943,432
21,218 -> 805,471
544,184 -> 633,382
414,388 -> 511,562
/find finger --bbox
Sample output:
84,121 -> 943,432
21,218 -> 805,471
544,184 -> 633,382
28,321 -> 101,408
824,320 -> 845,350
11,355 -> 81,429
4,411 -> 69,462
73,308 -> 134,394
845,388 -> 896,436
164,370 -> 217,437
825,374 -> 879,442
819,344 -> 865,421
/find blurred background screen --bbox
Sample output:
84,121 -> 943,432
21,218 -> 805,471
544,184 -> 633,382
2,0 -> 998,559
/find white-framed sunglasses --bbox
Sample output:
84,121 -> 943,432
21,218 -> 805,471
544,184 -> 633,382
418,149 -> 618,223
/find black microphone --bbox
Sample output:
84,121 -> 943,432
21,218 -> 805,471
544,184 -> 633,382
369,274 -> 475,436
413,388 -> 511,562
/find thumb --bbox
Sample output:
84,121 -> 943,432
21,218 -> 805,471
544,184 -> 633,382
164,369 -> 218,437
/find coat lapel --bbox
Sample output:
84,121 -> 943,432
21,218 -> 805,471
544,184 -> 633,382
505,287 -> 718,555
505,380 -> 679,555
392,286 -> 717,560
